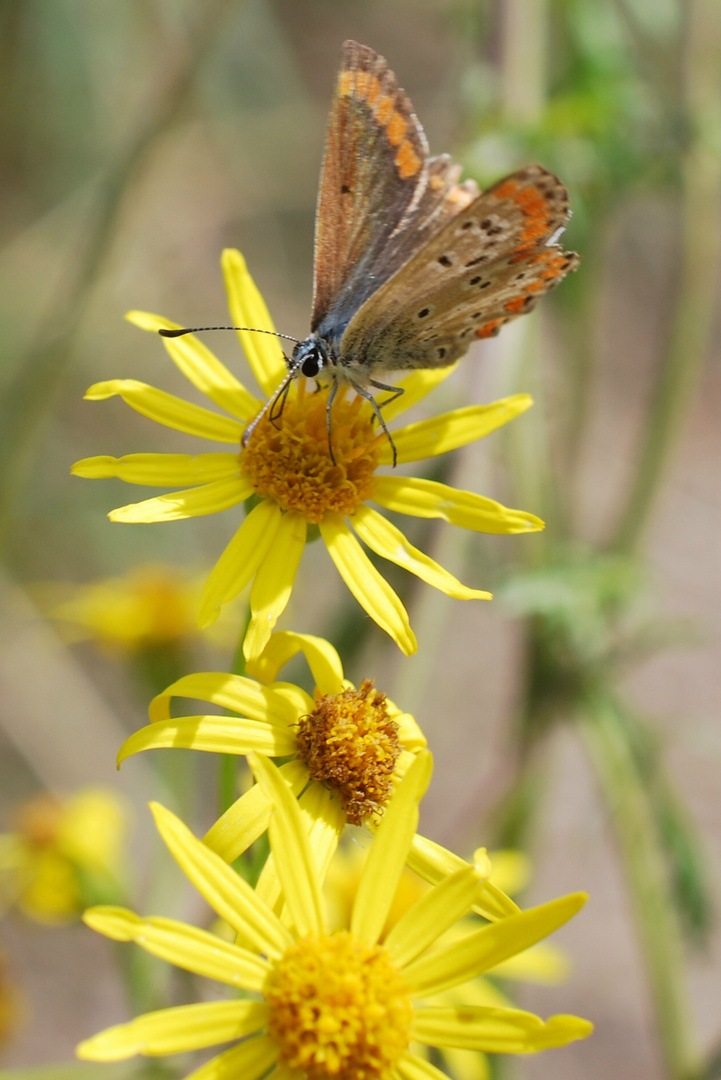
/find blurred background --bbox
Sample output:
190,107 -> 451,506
0,2 -> 719,1078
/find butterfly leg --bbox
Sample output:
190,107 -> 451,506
241,363 -> 294,448
349,380 -> 399,468
325,377 -> 340,466
269,375 -> 293,429
368,378 -> 405,414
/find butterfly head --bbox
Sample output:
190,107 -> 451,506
289,335 -> 331,382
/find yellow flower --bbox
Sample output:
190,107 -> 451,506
115,631 -> 514,923
325,843 -> 569,1080
45,564 -> 234,654
78,754 -> 592,1079
0,788 -> 128,923
72,250 -> 543,659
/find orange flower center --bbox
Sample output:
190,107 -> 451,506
296,680 -> 401,826
240,384 -> 382,524
265,930 -> 412,1080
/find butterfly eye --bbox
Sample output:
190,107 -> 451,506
302,354 -> 321,378
291,339 -> 327,380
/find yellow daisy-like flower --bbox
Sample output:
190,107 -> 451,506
115,631 -> 514,923
45,564 -> 234,654
0,788 -> 128,923
78,753 -> 592,1079
72,250 -> 542,659
325,842 -> 569,1080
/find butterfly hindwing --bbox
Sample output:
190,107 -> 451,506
340,165 -> 579,374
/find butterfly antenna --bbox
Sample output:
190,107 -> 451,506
159,326 -> 300,343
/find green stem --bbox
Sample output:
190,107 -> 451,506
612,0 -> 721,554
0,0 -> 235,543
580,694 -> 700,1080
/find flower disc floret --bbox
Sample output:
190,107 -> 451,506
240,388 -> 381,523
265,930 -> 412,1080
296,680 -> 401,825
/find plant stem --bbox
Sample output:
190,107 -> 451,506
580,694 -> 700,1080
612,0 -> 721,554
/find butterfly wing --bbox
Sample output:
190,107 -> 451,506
311,41 -> 428,336
339,164 -> 579,375
312,41 -> 485,348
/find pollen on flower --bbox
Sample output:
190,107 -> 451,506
240,385 -> 382,524
265,931 -> 412,1080
296,681 -> 401,826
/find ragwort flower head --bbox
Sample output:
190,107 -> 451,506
325,842 -> 571,1080
78,754 -> 592,1080
72,250 -> 543,659
0,788 -> 128,923
116,631 -> 515,923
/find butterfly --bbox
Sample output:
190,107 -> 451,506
165,40 -> 579,462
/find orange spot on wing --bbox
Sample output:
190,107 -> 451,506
505,296 -> 528,314
395,140 -> 421,179
386,110 -> 407,146
374,95 -> 395,124
541,254 -> 568,278
515,187 -> 546,214
493,179 -> 521,199
355,72 -> 381,105
338,71 -> 354,97
476,319 -> 504,339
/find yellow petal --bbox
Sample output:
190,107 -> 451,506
402,893 -> 587,997
319,516 -> 417,655
493,942 -> 570,984
78,1000 -> 267,1060
244,512 -> 307,661
203,760 -> 309,864
350,506 -> 491,600
182,1036 -> 279,1080
222,249 -> 286,396
395,1050 -> 449,1080
84,379 -> 243,442
393,713 -> 428,752
381,395 -> 533,465
407,834 -> 519,922
373,476 -> 544,534
149,671 -> 304,725
246,631 -> 345,696
255,781 -> 346,919
70,452 -> 240,486
82,907 -> 269,988
379,364 -> 459,423
109,476 -> 252,523
412,1005 -> 593,1053
248,754 -> 325,937
351,751 -> 433,945
384,861 -> 488,969
149,802 -> 292,957
198,500 -> 283,627
117,714 -> 298,765
486,849 -> 532,896
126,310 -> 262,421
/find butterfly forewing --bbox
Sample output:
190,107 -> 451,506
311,40 -> 430,337
340,165 -> 579,373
